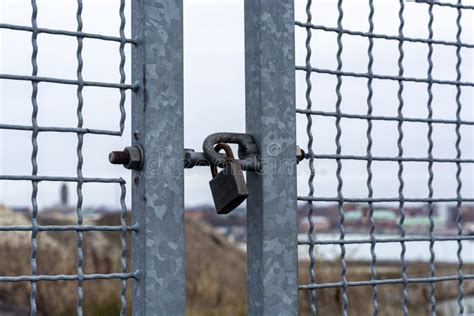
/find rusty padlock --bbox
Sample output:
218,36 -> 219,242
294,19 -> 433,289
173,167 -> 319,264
209,143 -> 249,214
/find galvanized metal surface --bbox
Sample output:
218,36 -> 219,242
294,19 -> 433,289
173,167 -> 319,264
131,0 -> 185,315
296,0 -> 473,315
245,0 -> 298,315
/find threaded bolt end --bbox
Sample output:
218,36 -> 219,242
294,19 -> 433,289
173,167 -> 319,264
109,150 -> 131,165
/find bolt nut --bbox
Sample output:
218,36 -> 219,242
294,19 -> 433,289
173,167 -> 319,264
296,145 -> 305,163
109,146 -> 144,170
123,146 -> 144,170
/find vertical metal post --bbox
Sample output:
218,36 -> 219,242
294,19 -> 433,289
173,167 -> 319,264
131,0 -> 184,315
245,1 -> 298,315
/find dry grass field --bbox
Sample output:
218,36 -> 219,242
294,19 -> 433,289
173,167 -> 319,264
0,205 -> 472,315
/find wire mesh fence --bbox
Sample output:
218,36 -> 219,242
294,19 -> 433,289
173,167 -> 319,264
2,0 -> 473,315
0,0 -> 136,315
295,0 -> 473,315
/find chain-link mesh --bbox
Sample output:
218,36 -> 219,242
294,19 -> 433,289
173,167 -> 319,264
0,1 -> 137,315
296,0 -> 473,315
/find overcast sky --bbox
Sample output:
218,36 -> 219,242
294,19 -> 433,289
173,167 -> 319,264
0,0 -> 472,210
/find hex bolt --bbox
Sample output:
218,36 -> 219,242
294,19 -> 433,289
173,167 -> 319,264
109,146 -> 144,170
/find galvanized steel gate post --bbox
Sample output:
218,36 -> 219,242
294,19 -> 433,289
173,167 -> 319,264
131,0 -> 185,315
245,1 -> 299,315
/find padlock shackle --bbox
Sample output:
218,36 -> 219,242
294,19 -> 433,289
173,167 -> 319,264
210,143 -> 235,178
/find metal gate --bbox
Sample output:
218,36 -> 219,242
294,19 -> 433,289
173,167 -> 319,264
0,0 -> 473,315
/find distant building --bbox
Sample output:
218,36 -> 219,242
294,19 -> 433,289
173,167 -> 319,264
404,216 -> 444,234
298,216 -> 330,232
60,183 -> 69,207
345,207 -> 398,233
446,205 -> 474,233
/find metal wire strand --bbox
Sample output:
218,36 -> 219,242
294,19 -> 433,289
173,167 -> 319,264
119,0 -> 127,135
118,2 -> 128,314
0,272 -> 138,283
426,2 -> 436,315
298,235 -> 474,245
299,273 -> 474,290
303,0 -> 317,314
366,0 -> 378,314
298,196 -> 474,203
295,66 -> 474,87
454,0 -> 465,313
334,1 -> 349,314
294,21 -> 474,49
0,123 -> 121,135
0,73 -> 137,90
0,23 -> 136,44
295,109 -> 474,126
396,1 -> 409,315
29,1 -> 39,313
75,1 -> 85,314
303,153 -> 474,164
0,225 -> 137,232
414,0 -> 474,10
120,183 -> 128,316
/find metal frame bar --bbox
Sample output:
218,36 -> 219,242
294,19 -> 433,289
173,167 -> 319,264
131,0 -> 185,315
245,0 -> 298,315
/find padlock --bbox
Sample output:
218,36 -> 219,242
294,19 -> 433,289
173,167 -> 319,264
209,143 -> 249,214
